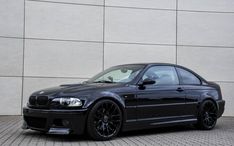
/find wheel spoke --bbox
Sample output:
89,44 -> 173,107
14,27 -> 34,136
110,103 -> 116,113
96,109 -> 104,116
110,106 -> 117,115
108,122 -> 115,131
96,120 -> 102,126
106,124 -> 110,136
106,103 -> 112,111
94,114 -> 102,120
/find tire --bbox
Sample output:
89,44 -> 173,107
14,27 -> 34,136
87,99 -> 122,141
196,100 -> 218,130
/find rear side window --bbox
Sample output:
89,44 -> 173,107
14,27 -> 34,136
177,68 -> 201,85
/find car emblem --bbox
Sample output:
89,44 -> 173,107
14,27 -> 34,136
39,91 -> 44,94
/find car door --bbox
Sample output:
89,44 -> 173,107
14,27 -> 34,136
136,66 -> 187,124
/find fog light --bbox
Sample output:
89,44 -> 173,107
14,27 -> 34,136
62,120 -> 69,127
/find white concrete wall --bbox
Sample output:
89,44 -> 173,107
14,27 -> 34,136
0,0 -> 233,116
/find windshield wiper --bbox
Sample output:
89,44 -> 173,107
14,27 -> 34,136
93,80 -> 115,83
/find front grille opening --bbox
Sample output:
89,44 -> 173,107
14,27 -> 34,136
29,96 -> 36,105
24,116 -> 46,129
37,96 -> 48,105
28,96 -> 49,108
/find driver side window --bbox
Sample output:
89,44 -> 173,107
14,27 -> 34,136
142,66 -> 179,85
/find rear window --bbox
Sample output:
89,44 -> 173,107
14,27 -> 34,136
177,68 -> 201,85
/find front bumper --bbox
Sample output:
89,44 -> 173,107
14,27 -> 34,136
23,107 -> 88,135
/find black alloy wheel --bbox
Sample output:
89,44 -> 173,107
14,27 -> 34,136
87,99 -> 122,140
197,100 -> 218,130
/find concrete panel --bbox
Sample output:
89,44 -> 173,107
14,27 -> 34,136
0,38 -> 23,76
23,77 -> 86,107
0,0 -> 24,37
104,43 -> 176,68
37,0 -> 103,5
179,0 -> 234,12
177,46 -> 234,82
178,11 -> 234,47
217,82 -> 234,116
24,39 -> 103,78
105,7 -> 176,45
0,77 -> 22,115
106,0 -> 176,9
25,1 -> 103,41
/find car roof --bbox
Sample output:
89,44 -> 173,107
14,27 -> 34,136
115,63 -> 179,67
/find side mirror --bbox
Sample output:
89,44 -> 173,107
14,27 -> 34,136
138,78 -> 155,90
142,78 -> 156,85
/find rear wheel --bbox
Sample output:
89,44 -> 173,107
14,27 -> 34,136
196,100 -> 218,130
87,99 -> 122,140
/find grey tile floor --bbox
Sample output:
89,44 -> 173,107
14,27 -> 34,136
0,116 -> 234,146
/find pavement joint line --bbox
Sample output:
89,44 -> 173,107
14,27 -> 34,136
0,120 -> 22,144
0,119 -> 19,137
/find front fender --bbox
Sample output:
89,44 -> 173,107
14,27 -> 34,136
82,91 -> 127,123
83,91 -> 125,109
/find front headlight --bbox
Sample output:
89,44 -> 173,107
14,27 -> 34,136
52,97 -> 83,107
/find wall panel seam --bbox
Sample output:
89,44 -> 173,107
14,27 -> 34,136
175,0 -> 178,64
1,35 -> 234,48
1,76 -> 233,83
177,44 -> 234,49
0,75 -> 90,79
178,9 -> 234,14
23,37 -> 102,43
27,0 -> 103,7
102,0 -> 105,70
105,5 -> 176,11
0,36 -> 23,40
20,0 -> 26,115
26,0 -> 234,14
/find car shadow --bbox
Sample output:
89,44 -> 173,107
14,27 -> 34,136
21,124 -> 199,142
120,125 -> 197,137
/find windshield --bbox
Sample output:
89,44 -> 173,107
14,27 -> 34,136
88,64 -> 145,83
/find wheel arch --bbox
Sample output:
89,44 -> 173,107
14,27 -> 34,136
89,96 -> 125,111
198,97 -> 219,110
86,95 -> 126,129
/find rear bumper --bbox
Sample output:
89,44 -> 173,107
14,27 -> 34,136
23,107 -> 88,135
217,100 -> 225,118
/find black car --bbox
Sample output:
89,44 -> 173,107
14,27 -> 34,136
23,63 -> 225,140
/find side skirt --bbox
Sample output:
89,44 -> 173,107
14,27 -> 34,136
122,117 -> 197,132
150,118 -> 197,126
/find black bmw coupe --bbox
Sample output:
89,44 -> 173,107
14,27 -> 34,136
23,63 -> 225,140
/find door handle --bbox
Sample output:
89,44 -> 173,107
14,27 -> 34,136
176,87 -> 184,92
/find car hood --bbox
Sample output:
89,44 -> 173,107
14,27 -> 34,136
32,83 -> 125,97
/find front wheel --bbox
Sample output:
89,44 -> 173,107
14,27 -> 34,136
87,99 -> 122,141
196,100 -> 218,130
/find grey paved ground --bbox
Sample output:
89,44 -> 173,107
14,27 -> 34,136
0,116 -> 234,146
